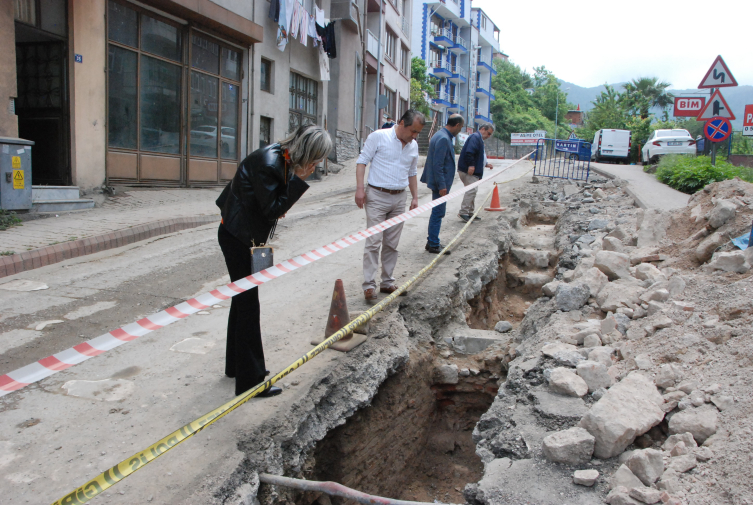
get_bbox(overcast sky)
[471,0,750,91]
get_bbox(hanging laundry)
[318,44,330,81]
[308,13,317,40]
[289,2,299,39]
[285,0,295,37]
[315,5,325,27]
[276,0,289,51]
[299,9,307,45]
[316,21,337,59]
[268,0,280,23]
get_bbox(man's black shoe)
[425,243,451,254]
[257,386,282,397]
[473,216,481,221]
[459,214,471,222]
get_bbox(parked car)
[591,129,631,163]
[641,129,696,164]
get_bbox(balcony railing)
[434,91,450,103]
[400,16,409,34]
[452,35,467,50]
[478,54,492,67]
[366,30,379,59]
[450,65,466,80]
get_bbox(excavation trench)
[248,207,562,505]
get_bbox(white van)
[591,129,632,163]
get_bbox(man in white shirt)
[355,110,425,301]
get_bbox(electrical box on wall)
[0,137,35,210]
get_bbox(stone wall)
[334,129,360,162]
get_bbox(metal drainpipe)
[374,0,383,131]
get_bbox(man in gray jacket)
[420,114,464,253]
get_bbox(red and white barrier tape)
[0,157,530,396]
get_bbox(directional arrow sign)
[696,90,736,121]
[698,55,738,89]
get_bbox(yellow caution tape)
[52,155,533,505]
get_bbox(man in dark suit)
[420,114,464,253]
[457,123,495,222]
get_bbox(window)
[259,116,272,149]
[430,16,441,36]
[399,98,408,118]
[385,88,396,118]
[289,72,318,132]
[429,47,442,68]
[400,45,410,75]
[481,15,487,30]
[15,0,67,36]
[260,58,272,93]
[385,30,397,63]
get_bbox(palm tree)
[628,77,674,118]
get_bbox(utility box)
[0,137,34,211]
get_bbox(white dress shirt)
[357,126,418,190]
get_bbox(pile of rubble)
[465,177,753,505]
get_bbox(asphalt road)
[0,159,533,504]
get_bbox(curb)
[0,215,219,279]
[589,165,649,210]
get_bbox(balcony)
[474,107,492,125]
[366,29,379,59]
[432,90,452,107]
[476,54,496,75]
[448,34,468,54]
[431,60,453,78]
[475,81,494,100]
[447,94,465,112]
[400,16,409,35]
[448,65,467,84]
[431,28,454,48]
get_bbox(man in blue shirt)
[420,114,464,253]
[457,123,495,222]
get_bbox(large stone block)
[636,209,669,247]
[549,367,589,397]
[668,408,718,444]
[708,199,736,229]
[597,281,645,312]
[579,267,609,297]
[576,360,613,392]
[695,232,725,263]
[580,372,665,458]
[626,448,664,485]
[555,282,591,312]
[541,427,595,465]
[595,251,632,280]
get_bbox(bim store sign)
[673,97,706,117]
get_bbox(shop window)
[191,33,220,74]
[260,116,272,149]
[289,72,317,132]
[15,0,67,36]
[260,59,272,93]
[107,45,138,149]
[139,55,181,154]
[141,15,182,62]
[221,47,241,81]
[108,1,138,48]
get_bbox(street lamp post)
[554,87,570,140]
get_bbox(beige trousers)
[458,170,480,216]
[362,186,408,291]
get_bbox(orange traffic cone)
[310,279,368,352]
[485,184,506,211]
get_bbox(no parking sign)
[703,116,732,143]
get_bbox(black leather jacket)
[216,144,309,247]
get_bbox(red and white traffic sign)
[673,97,706,117]
[704,117,732,143]
[696,90,736,121]
[744,104,753,137]
[698,55,738,89]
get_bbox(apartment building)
[361,0,412,138]
[410,0,500,131]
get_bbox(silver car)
[642,129,696,164]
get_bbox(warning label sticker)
[12,156,21,169]
[13,169,24,189]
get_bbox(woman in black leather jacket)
[216,125,333,396]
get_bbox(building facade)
[410,0,500,131]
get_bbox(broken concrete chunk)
[688,390,706,407]
[628,487,662,504]
[711,395,734,411]
[708,199,736,228]
[636,209,669,247]
[669,441,688,456]
[655,364,683,389]
[595,251,632,280]
[602,236,625,253]
[576,360,613,393]
[542,280,561,297]
[494,321,513,333]
[652,315,673,330]
[704,250,751,274]
[573,469,599,486]
[553,350,585,367]
[608,226,630,241]
[597,282,645,313]
[580,372,665,458]
[609,466,644,491]
[433,364,459,385]
[549,368,589,397]
[667,454,697,473]
[695,232,726,263]
[583,334,602,347]
[588,218,609,231]
[667,276,686,299]
[676,380,698,394]
[555,282,591,312]
[634,263,666,284]
[626,326,647,341]
[541,427,595,465]
[668,408,717,444]
[694,446,714,461]
[640,288,670,304]
[588,347,615,367]
[626,448,664,485]
[579,267,609,297]
[542,342,578,358]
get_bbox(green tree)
[410,57,436,116]
[625,77,674,119]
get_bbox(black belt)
[368,184,405,195]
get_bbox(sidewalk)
[589,162,689,211]
[0,159,364,278]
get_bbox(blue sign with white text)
[555,141,580,153]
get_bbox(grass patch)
[0,251,15,256]
[0,210,22,231]
[655,155,753,194]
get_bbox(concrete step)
[514,229,556,250]
[510,247,556,268]
[32,186,81,202]
[32,199,95,212]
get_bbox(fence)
[484,136,532,159]
[532,138,591,181]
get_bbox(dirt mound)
[658,178,753,271]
